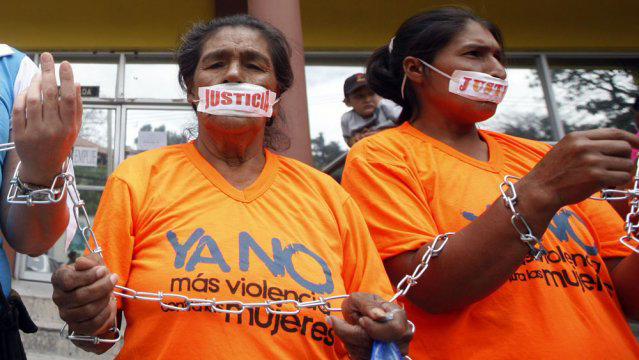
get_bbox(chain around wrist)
[499,175,547,260]
[8,159,70,206]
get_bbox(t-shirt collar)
[400,122,504,173]
[182,141,279,202]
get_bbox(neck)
[412,105,489,162]
[195,125,267,190]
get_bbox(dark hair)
[176,14,293,151]
[366,7,504,123]
[633,95,639,111]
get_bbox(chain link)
[111,285,351,315]
[7,160,72,206]
[0,145,448,351]
[593,158,639,253]
[500,175,547,260]
[389,233,452,303]
[0,142,15,152]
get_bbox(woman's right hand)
[522,128,639,211]
[51,253,118,337]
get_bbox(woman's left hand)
[329,293,412,359]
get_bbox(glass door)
[16,105,118,281]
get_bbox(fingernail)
[95,266,106,278]
[325,316,333,327]
[371,308,388,319]
[382,308,402,322]
[109,274,118,285]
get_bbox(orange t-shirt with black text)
[93,142,394,359]
[342,122,639,359]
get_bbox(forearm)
[3,194,69,256]
[389,177,559,313]
[0,147,72,256]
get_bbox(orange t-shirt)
[342,122,639,359]
[93,142,393,360]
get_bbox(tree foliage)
[552,68,638,132]
[495,68,637,141]
[311,132,345,170]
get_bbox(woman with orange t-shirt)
[342,7,639,359]
[48,15,412,359]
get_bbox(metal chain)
[500,175,548,260]
[592,158,639,253]
[389,233,452,303]
[7,160,72,206]
[0,145,449,352]
[0,142,15,152]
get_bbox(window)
[549,60,638,133]
[17,106,116,282]
[54,61,118,99]
[124,108,196,158]
[125,63,185,100]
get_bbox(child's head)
[343,73,381,118]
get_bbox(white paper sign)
[73,146,98,167]
[138,131,167,151]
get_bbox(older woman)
[51,15,411,359]
[342,7,639,359]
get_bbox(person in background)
[342,7,639,359]
[341,73,400,147]
[0,45,81,359]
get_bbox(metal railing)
[321,151,348,175]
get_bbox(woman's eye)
[207,62,224,69]
[247,63,263,71]
[465,51,481,57]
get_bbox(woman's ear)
[187,90,197,105]
[403,56,426,85]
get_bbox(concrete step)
[25,352,72,360]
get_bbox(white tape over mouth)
[197,83,278,118]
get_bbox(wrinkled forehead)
[200,25,272,60]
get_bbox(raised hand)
[523,128,639,210]
[11,52,82,185]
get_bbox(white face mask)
[401,59,508,104]
[196,83,279,118]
